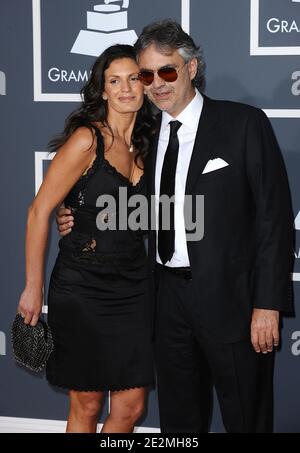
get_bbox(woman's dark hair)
[48,44,156,164]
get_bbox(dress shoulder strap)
[90,124,104,160]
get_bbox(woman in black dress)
[17,45,156,433]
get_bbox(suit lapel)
[148,96,221,207]
[185,95,220,194]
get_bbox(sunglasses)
[138,64,186,86]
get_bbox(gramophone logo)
[32,0,189,102]
[71,1,138,57]
[250,0,300,55]
[295,211,300,231]
[0,71,6,96]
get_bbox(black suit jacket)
[145,94,294,343]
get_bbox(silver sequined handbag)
[11,313,54,373]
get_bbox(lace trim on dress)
[66,127,144,212]
[102,157,145,190]
[93,125,145,189]
[65,144,101,212]
[82,238,97,253]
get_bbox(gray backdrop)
[0,0,299,433]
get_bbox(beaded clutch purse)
[11,313,54,373]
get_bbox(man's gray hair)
[134,19,205,90]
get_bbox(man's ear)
[188,57,198,81]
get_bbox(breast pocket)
[200,162,234,182]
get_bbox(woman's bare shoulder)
[68,126,96,152]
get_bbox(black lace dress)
[46,127,154,391]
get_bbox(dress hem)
[47,379,155,393]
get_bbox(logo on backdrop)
[294,211,300,258]
[291,70,300,95]
[250,0,300,115]
[291,331,300,356]
[0,71,6,96]
[0,331,6,356]
[71,1,137,57]
[251,0,300,55]
[293,211,300,282]
[33,0,187,102]
[295,211,300,231]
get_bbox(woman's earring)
[102,94,108,101]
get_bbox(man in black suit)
[133,20,293,433]
[57,20,293,432]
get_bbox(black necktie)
[158,120,182,264]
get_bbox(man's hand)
[56,206,74,237]
[251,308,279,353]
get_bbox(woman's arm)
[18,127,96,326]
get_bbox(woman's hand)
[18,286,43,326]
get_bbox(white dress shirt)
[155,89,203,267]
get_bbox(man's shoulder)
[206,95,261,119]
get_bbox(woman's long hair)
[48,44,157,164]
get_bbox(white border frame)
[35,151,54,195]
[32,0,190,102]
[250,0,300,56]
[35,152,55,314]
[0,331,5,356]
[250,0,300,118]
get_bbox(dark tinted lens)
[157,67,178,82]
[138,71,154,85]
